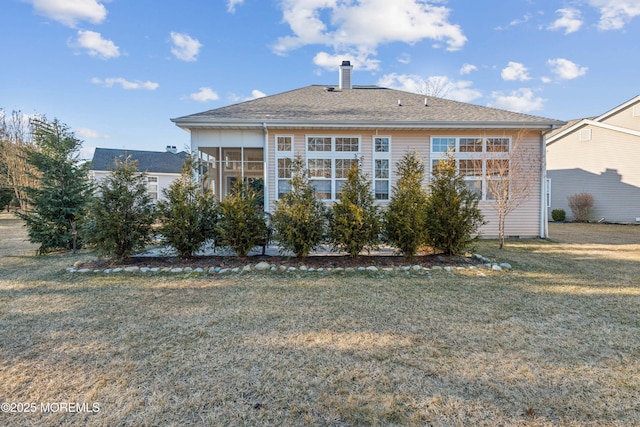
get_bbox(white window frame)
[306,135,361,201]
[373,136,391,201]
[145,176,159,201]
[275,135,294,199]
[430,136,511,201]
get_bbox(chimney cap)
[341,60,351,66]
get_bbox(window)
[307,137,331,151]
[306,135,361,200]
[432,137,456,152]
[336,137,359,152]
[277,136,292,151]
[146,176,158,201]
[430,136,512,200]
[276,135,294,198]
[373,137,391,200]
[460,138,482,152]
[486,138,510,152]
[633,105,640,117]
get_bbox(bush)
[383,151,429,257]
[424,153,484,255]
[551,208,566,222]
[271,158,326,258]
[215,181,267,257]
[157,155,219,258]
[567,193,594,222]
[81,157,156,260]
[328,160,380,257]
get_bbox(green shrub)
[215,181,267,257]
[551,208,566,222]
[271,158,326,258]
[157,155,219,258]
[567,193,594,222]
[328,159,380,257]
[424,153,484,255]
[383,151,429,257]
[81,157,156,260]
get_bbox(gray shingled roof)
[172,85,564,128]
[90,148,187,174]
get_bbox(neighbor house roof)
[172,85,565,130]
[90,148,188,174]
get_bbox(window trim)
[373,136,391,201]
[430,136,512,201]
[275,135,295,200]
[305,135,362,201]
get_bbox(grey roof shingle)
[90,148,187,174]
[172,85,564,127]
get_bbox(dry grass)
[1,214,639,426]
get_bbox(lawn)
[1,214,639,426]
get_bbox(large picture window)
[430,136,511,200]
[305,135,361,200]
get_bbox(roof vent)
[424,97,429,107]
[398,99,402,106]
[327,87,335,92]
[339,60,353,90]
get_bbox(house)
[172,61,564,238]
[546,95,640,223]
[89,147,188,202]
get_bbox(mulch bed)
[82,253,479,270]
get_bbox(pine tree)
[383,151,429,257]
[81,157,156,260]
[328,160,380,257]
[424,152,484,255]
[215,181,267,257]
[271,158,326,258]
[157,155,218,258]
[16,119,91,254]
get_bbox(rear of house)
[173,62,564,238]
[547,95,640,223]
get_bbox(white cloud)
[170,32,202,62]
[188,87,220,102]
[397,53,411,64]
[377,73,482,103]
[91,77,159,90]
[488,88,545,113]
[588,0,640,30]
[70,30,120,59]
[501,62,531,81]
[272,0,467,64]
[313,51,381,71]
[75,127,110,140]
[547,58,588,80]
[460,63,477,75]
[227,0,245,13]
[229,90,268,103]
[547,8,583,34]
[27,0,107,27]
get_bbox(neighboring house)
[546,95,640,223]
[89,147,188,202]
[172,61,564,238]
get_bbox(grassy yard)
[1,214,639,426]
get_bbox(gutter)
[540,125,558,239]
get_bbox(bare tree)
[420,76,453,98]
[484,130,541,249]
[0,110,40,211]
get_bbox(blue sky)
[2,0,639,159]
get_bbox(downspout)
[540,126,555,239]
[262,122,269,213]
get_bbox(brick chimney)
[339,60,353,90]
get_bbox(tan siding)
[547,124,640,223]
[600,101,640,131]
[254,127,543,236]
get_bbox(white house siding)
[599,101,640,131]
[90,171,179,202]
[265,128,543,239]
[547,123,640,223]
